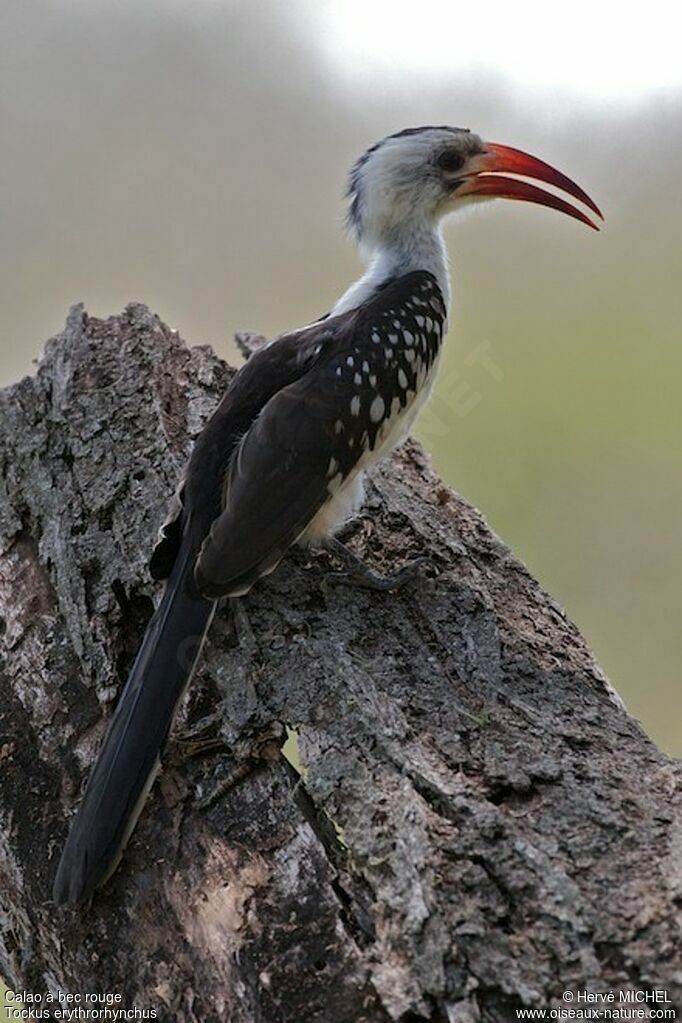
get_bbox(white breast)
[301,350,442,544]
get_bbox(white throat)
[332,224,450,318]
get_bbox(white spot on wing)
[350,395,361,416]
[369,395,385,423]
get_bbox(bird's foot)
[324,536,426,592]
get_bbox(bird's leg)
[325,536,425,591]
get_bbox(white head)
[346,126,486,254]
[333,125,601,317]
[346,125,602,256]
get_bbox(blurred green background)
[0,0,680,765]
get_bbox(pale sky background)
[0,0,680,754]
[313,0,682,100]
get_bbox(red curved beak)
[458,142,603,231]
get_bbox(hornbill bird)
[53,126,601,905]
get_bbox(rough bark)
[0,304,679,1023]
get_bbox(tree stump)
[0,304,679,1022]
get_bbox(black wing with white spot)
[149,327,330,579]
[193,367,363,597]
[158,271,446,597]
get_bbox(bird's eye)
[437,150,465,173]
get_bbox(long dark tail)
[53,543,216,905]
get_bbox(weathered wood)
[0,304,679,1022]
